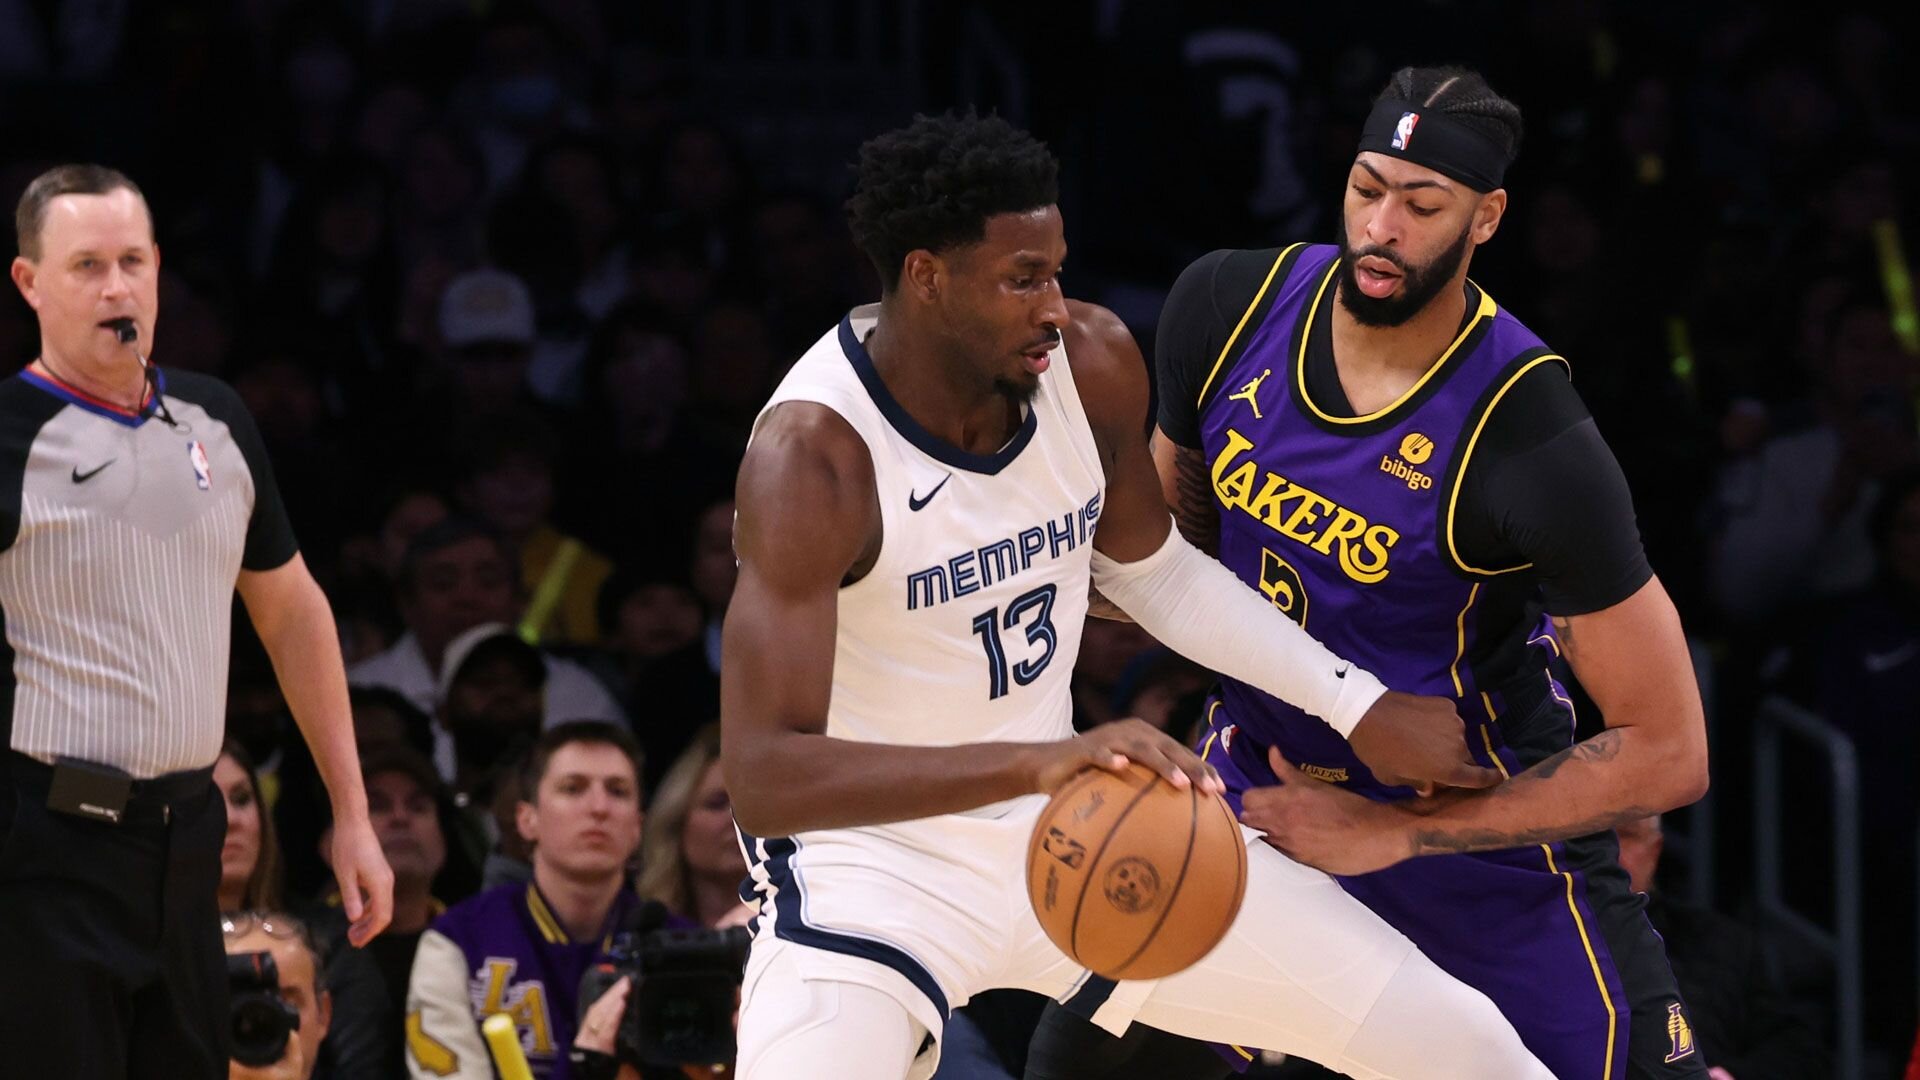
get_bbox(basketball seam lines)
[1111,780,1201,978]
[1067,773,1161,961]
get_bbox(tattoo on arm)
[1170,445,1219,557]
[1408,730,1651,853]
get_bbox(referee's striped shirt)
[0,367,296,778]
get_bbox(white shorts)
[734,796,1548,1080]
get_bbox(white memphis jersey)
[752,305,1105,751]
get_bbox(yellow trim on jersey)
[1196,244,1304,407]
[1476,723,1619,1080]
[1443,353,1572,575]
[1294,262,1498,425]
[525,883,567,945]
[1230,1044,1256,1061]
[1450,583,1481,697]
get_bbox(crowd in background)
[3,0,1918,1076]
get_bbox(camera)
[576,903,753,1068]
[228,951,303,1067]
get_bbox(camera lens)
[231,994,297,1067]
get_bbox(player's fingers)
[1267,745,1305,783]
[1124,740,1191,789]
[1156,740,1217,792]
[1449,762,1504,789]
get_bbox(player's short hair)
[1375,66,1523,167]
[14,163,149,260]
[846,110,1059,293]
[520,720,646,800]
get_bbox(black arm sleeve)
[1455,364,1652,616]
[172,372,299,571]
[1154,248,1275,448]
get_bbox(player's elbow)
[1655,729,1710,810]
[1673,748,1710,808]
[722,748,793,837]
[727,787,784,838]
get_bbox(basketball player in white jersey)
[722,112,1550,1080]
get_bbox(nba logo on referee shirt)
[1392,112,1419,149]
[187,440,212,490]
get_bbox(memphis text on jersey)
[1210,428,1399,584]
[906,494,1103,610]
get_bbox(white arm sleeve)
[405,930,493,1079]
[1090,525,1387,737]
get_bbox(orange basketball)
[1025,762,1248,981]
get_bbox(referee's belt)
[4,750,214,826]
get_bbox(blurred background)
[3,1,1917,1077]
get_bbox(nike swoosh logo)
[908,474,952,512]
[1333,664,1350,679]
[1863,641,1920,675]
[71,460,116,483]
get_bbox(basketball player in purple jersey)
[1027,67,1710,1080]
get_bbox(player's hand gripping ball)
[1026,762,1247,980]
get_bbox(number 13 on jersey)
[971,584,1060,699]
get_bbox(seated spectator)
[591,566,715,789]
[406,722,648,1080]
[312,744,454,1079]
[439,267,542,420]
[223,911,332,1080]
[635,724,748,928]
[221,744,393,1079]
[440,622,548,799]
[348,517,626,744]
[217,740,284,914]
[273,688,441,902]
[1709,290,1917,622]
[1615,815,1825,1079]
[453,423,612,648]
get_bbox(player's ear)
[1472,189,1507,245]
[902,249,942,302]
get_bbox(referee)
[0,165,393,1078]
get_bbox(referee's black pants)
[0,751,228,1079]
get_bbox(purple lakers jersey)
[1196,243,1569,798]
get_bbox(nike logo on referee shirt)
[72,459,115,483]
[908,474,952,511]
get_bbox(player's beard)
[1335,218,1473,328]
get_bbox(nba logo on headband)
[1392,111,1419,150]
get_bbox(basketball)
[1025,762,1248,981]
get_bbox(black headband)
[1356,99,1509,192]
